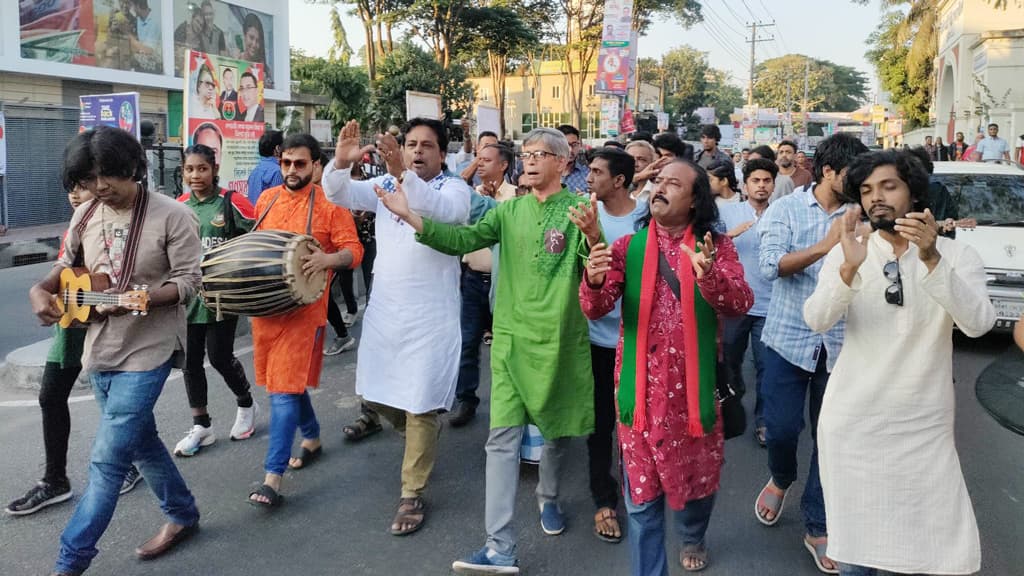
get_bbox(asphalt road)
[0,262,56,361]
[0,263,1021,575]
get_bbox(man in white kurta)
[804,149,995,575]
[323,119,471,536]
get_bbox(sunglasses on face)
[883,260,903,306]
[280,159,310,170]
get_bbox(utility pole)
[802,57,810,143]
[746,21,775,106]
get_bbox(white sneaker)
[173,424,216,457]
[324,336,357,356]
[230,402,259,441]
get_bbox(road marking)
[0,344,254,408]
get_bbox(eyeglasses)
[518,151,559,161]
[883,260,903,306]
[198,80,215,90]
[280,159,310,170]
[240,85,258,92]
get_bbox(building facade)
[0,1,290,229]
[468,60,661,141]
[934,0,1024,145]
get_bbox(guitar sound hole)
[76,291,86,307]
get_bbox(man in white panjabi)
[322,118,471,537]
[803,149,995,576]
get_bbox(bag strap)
[222,188,237,238]
[657,250,681,301]
[114,184,150,292]
[251,186,317,236]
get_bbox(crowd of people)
[8,117,997,576]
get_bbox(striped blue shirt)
[758,187,850,372]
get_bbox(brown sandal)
[390,497,425,536]
[593,507,622,543]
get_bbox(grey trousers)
[484,426,572,557]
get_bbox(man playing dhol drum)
[246,134,363,508]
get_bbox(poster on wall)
[184,49,265,195]
[79,92,141,140]
[600,98,621,137]
[173,0,275,88]
[0,112,6,176]
[595,0,633,96]
[19,0,163,74]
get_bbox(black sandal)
[288,445,323,470]
[248,484,284,508]
[343,415,382,442]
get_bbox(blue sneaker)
[451,547,519,575]
[539,501,565,535]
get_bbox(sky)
[289,0,884,96]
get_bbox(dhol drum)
[200,230,327,318]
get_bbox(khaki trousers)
[364,401,440,498]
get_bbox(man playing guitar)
[29,126,202,576]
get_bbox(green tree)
[328,6,354,65]
[661,46,709,122]
[368,42,475,129]
[752,55,868,113]
[863,2,935,127]
[291,48,370,131]
[704,70,744,124]
[464,4,538,136]
[632,0,703,34]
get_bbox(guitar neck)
[65,291,132,307]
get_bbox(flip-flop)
[288,446,323,470]
[247,484,284,508]
[754,478,788,526]
[803,536,839,574]
[680,543,709,572]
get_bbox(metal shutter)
[1,105,79,228]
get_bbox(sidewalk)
[0,222,66,269]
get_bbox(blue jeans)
[56,358,199,574]
[265,391,320,475]
[762,345,828,537]
[622,469,716,576]
[455,268,491,407]
[723,314,767,427]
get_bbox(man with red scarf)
[579,159,752,574]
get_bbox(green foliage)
[704,70,744,123]
[368,42,475,129]
[752,55,869,113]
[661,46,709,121]
[632,0,703,33]
[862,1,938,128]
[291,48,369,131]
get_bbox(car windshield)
[935,173,1024,224]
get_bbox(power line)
[702,3,745,38]
[700,21,748,68]
[700,5,749,59]
[740,0,759,21]
[720,1,746,25]
[752,0,792,53]
[702,16,750,65]
[746,21,776,105]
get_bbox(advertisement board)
[79,92,141,139]
[184,49,265,195]
[595,0,633,96]
[19,0,163,74]
[173,0,276,87]
[600,98,621,137]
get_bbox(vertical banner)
[600,98,621,137]
[79,92,141,139]
[620,105,636,134]
[184,49,265,196]
[0,112,6,176]
[595,0,634,96]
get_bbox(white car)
[933,161,1024,330]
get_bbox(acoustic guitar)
[56,267,150,328]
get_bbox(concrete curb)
[0,319,252,392]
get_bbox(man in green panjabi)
[379,127,594,575]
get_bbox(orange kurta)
[252,183,363,394]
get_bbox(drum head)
[286,236,328,305]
